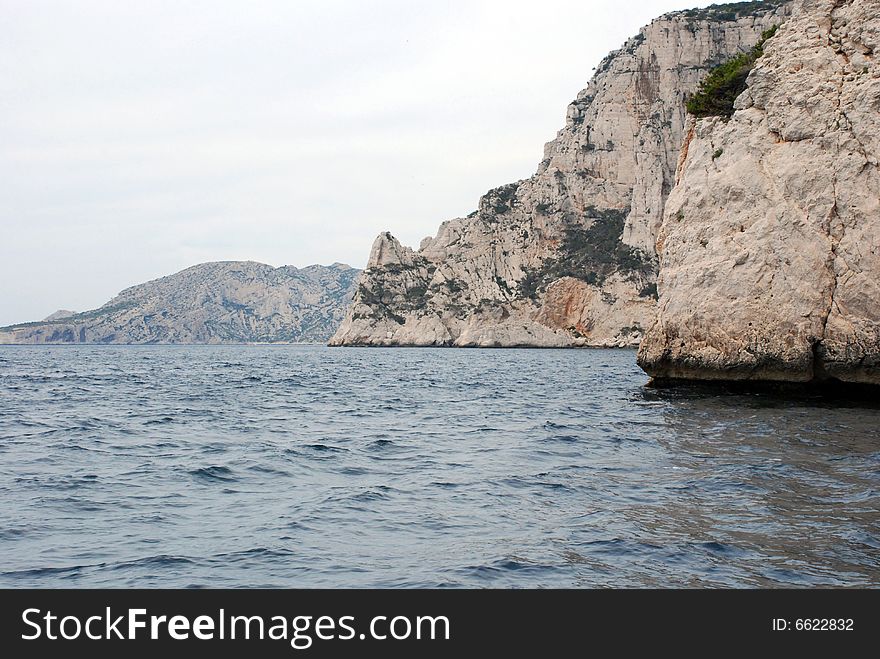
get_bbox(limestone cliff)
[0,262,359,344]
[638,0,879,385]
[330,1,791,347]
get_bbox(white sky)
[1,0,726,325]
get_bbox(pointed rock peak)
[367,232,415,269]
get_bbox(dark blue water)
[0,345,878,587]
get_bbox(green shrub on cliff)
[679,1,787,23]
[518,207,655,299]
[686,25,778,118]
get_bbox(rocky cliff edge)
[638,0,879,385]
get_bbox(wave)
[188,465,237,482]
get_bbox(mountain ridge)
[1,261,360,344]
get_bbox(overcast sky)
[1,0,724,325]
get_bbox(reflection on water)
[634,388,879,586]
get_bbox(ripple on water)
[0,344,878,588]
[144,416,175,425]
[188,466,237,482]
[303,443,347,453]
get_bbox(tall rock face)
[330,1,791,347]
[639,0,880,385]
[0,262,360,344]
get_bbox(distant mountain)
[42,309,77,322]
[0,261,360,344]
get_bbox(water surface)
[0,345,877,587]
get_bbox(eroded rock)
[638,0,880,384]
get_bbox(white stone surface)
[639,0,880,384]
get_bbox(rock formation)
[330,1,791,347]
[0,262,359,344]
[638,0,879,385]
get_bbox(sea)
[0,345,878,588]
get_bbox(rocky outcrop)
[0,262,359,344]
[638,0,880,384]
[331,1,791,347]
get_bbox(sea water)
[1,345,877,587]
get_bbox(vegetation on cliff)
[678,1,787,23]
[686,25,778,118]
[519,208,655,299]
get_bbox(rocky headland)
[330,1,792,347]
